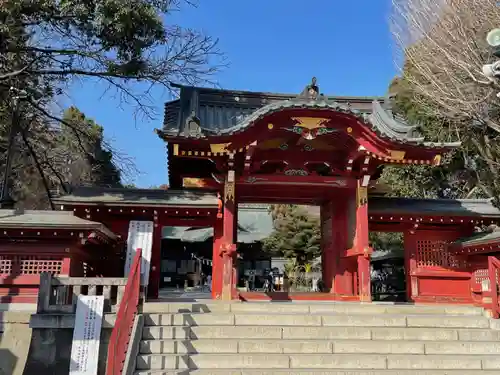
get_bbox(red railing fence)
[488,255,500,319]
[106,248,142,375]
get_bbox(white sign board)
[125,220,154,286]
[69,295,104,375]
[482,279,491,292]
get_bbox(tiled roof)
[306,197,500,218]
[452,230,500,248]
[161,84,460,148]
[52,186,219,208]
[0,209,116,239]
[369,197,500,218]
[53,186,500,220]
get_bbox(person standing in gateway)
[206,274,212,292]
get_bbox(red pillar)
[334,192,355,296]
[148,211,161,299]
[354,181,371,302]
[220,170,238,300]
[322,182,371,301]
[212,217,223,299]
[322,193,355,296]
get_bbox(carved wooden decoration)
[224,180,235,202]
[291,117,330,130]
[357,185,368,207]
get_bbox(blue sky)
[67,0,398,187]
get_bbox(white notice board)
[69,295,104,375]
[125,220,153,286]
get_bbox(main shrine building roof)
[161,82,459,148]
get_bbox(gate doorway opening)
[160,227,213,299]
[370,232,406,302]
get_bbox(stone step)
[135,353,500,370]
[134,370,500,375]
[143,312,491,328]
[142,302,483,316]
[139,339,500,355]
[142,325,500,341]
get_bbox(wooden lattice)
[474,268,500,284]
[474,269,489,284]
[0,255,62,275]
[0,256,13,274]
[416,239,467,269]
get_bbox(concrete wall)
[23,313,116,375]
[23,327,112,375]
[0,311,115,375]
[0,312,32,375]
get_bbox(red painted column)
[403,230,417,302]
[354,181,371,302]
[334,193,353,297]
[212,217,223,299]
[148,211,161,299]
[220,169,238,300]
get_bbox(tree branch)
[19,126,55,210]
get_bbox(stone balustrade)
[37,272,128,314]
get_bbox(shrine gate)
[151,78,469,302]
[3,79,500,312]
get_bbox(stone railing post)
[37,272,53,313]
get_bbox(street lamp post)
[0,88,26,209]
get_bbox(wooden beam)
[243,140,258,174]
[238,174,355,188]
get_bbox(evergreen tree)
[59,107,121,187]
[379,75,483,200]
[263,205,321,263]
[1,106,122,209]
[0,0,223,207]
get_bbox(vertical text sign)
[125,220,154,286]
[69,295,104,375]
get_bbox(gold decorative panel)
[292,117,330,129]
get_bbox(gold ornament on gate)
[225,182,235,202]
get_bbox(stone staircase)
[134,301,500,375]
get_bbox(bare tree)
[391,0,500,130]
[0,0,224,207]
[390,0,500,200]
[0,0,225,119]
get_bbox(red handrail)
[488,256,500,319]
[107,248,143,375]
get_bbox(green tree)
[379,74,484,200]
[2,106,123,209]
[0,0,223,118]
[58,107,121,187]
[263,205,321,263]
[369,232,404,254]
[1,0,223,207]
